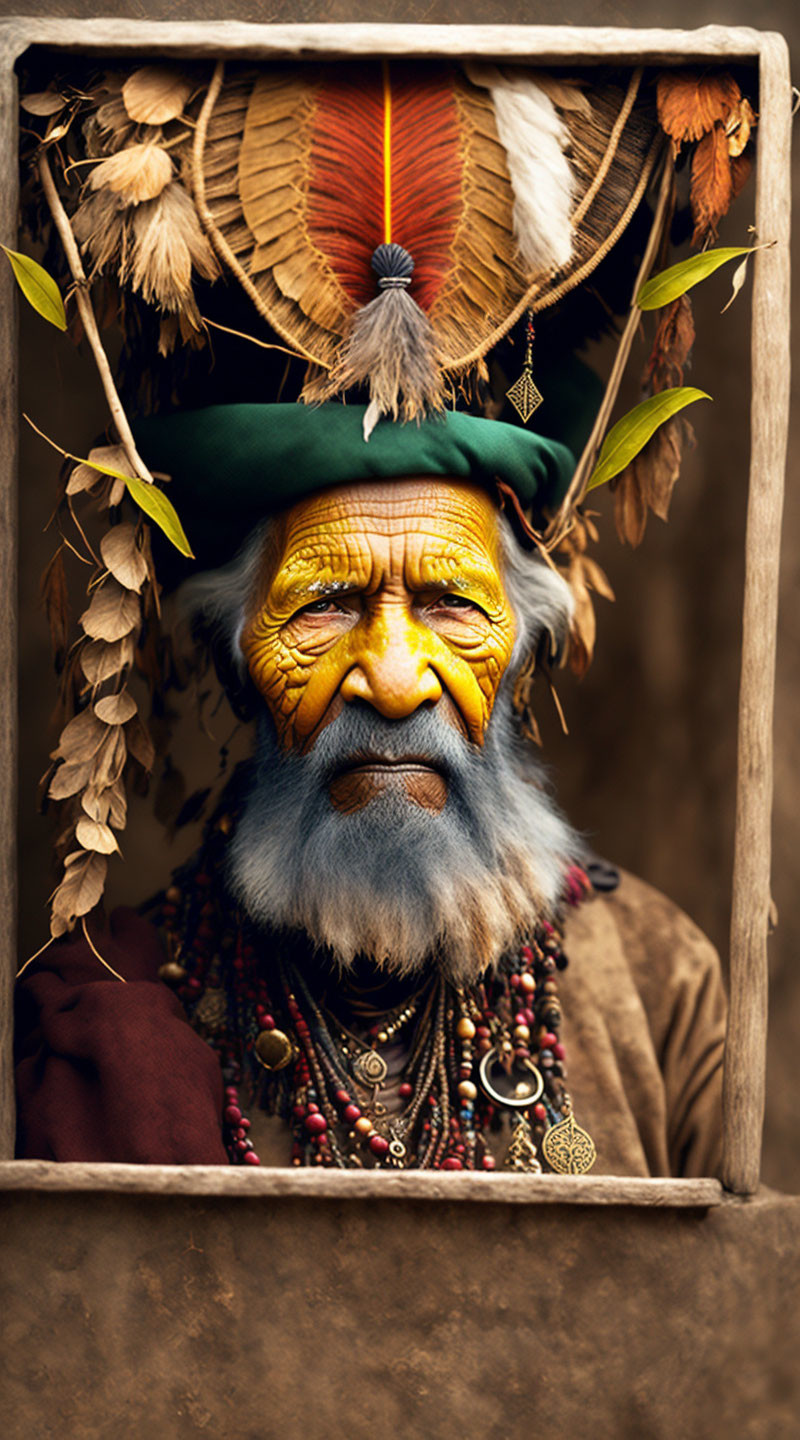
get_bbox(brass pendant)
[254,1027,295,1071]
[506,312,543,424]
[541,1110,597,1175]
[352,1050,388,1088]
[503,1116,542,1174]
[479,1046,544,1109]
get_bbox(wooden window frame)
[0,20,790,1209]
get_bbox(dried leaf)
[122,66,192,125]
[81,633,136,686]
[107,778,128,830]
[656,70,741,147]
[81,787,111,823]
[721,256,751,315]
[49,758,95,800]
[647,295,695,392]
[100,522,148,592]
[53,707,108,764]
[726,97,757,158]
[51,850,108,929]
[93,725,128,789]
[40,548,70,668]
[105,479,127,509]
[89,143,173,204]
[80,577,141,642]
[730,152,753,203]
[67,463,105,496]
[94,690,138,725]
[586,388,710,492]
[0,245,67,330]
[21,90,67,117]
[75,816,120,855]
[126,713,156,773]
[690,124,733,246]
[613,469,648,548]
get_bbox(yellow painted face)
[239,478,517,751]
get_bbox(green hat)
[133,403,575,572]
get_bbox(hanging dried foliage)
[656,69,757,246]
[41,448,165,938]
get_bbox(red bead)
[335,1089,351,1106]
[510,974,520,989]
[292,1104,306,1120]
[482,1155,496,1171]
[533,1103,547,1122]
[543,1032,558,1048]
[369,1135,390,1157]
[243,1151,261,1166]
[240,1118,250,1131]
[442,1157,463,1171]
[306,1102,319,1114]
[344,1104,361,1124]
[553,1042,565,1060]
[305,1113,327,1135]
[398,1082,413,1099]
[224,1106,242,1125]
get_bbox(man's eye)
[430,594,487,617]
[299,598,342,616]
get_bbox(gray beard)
[228,693,579,983]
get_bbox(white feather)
[466,63,576,276]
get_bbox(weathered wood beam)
[721,32,792,1197]
[0,1161,724,1207]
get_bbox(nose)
[339,607,443,719]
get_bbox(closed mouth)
[332,752,446,779]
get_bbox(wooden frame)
[0,21,790,1206]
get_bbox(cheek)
[240,612,353,749]
[435,612,516,739]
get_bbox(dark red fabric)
[15,908,228,1164]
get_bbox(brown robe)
[15,870,726,1176]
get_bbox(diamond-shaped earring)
[506,312,543,424]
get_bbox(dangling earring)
[506,310,543,424]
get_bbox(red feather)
[307,62,463,312]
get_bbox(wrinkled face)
[240,478,517,766]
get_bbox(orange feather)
[307,62,463,312]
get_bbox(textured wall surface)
[0,1186,798,1439]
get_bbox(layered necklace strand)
[150,805,596,1174]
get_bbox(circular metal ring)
[478,1047,544,1109]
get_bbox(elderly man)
[15,404,726,1177]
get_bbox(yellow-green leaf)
[24,416,193,557]
[636,246,767,311]
[585,388,711,493]
[1,245,67,330]
[123,474,193,558]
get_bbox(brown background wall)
[6,0,799,1195]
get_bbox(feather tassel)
[466,63,576,276]
[328,242,444,440]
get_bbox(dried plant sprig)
[45,494,159,938]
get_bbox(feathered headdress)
[193,60,659,435]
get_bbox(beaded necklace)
[149,801,596,1175]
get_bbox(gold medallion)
[254,1027,295,1071]
[352,1050,388,1087]
[541,1111,597,1175]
